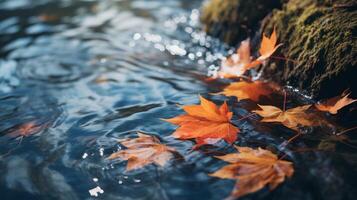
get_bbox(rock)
[200,0,357,99]
[262,0,357,99]
[200,0,282,45]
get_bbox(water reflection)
[0,0,356,200]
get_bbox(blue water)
[0,0,356,199]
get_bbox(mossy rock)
[200,0,282,45]
[262,0,357,99]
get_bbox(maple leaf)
[217,39,252,78]
[253,105,317,131]
[246,28,283,69]
[164,96,239,148]
[8,122,44,138]
[315,92,357,114]
[210,146,294,199]
[219,81,276,102]
[107,132,179,171]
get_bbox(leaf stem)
[281,132,302,149]
[271,56,297,63]
[286,132,302,144]
[336,126,357,136]
[283,90,287,112]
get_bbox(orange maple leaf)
[107,132,179,171]
[315,93,357,114]
[219,81,276,102]
[8,122,45,138]
[246,28,283,69]
[210,146,294,199]
[217,39,252,78]
[164,96,239,148]
[253,105,317,131]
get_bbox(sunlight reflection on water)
[0,0,356,200]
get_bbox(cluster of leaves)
[217,29,281,79]
[106,29,356,199]
[2,17,354,199]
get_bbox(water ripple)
[0,0,356,200]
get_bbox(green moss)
[200,0,357,98]
[263,0,357,98]
[200,0,281,45]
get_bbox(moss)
[200,0,281,45]
[263,0,357,98]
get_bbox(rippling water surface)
[1,0,357,200]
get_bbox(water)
[0,0,357,199]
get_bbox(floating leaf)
[164,96,239,148]
[210,146,294,199]
[107,132,179,171]
[253,105,317,131]
[315,93,357,114]
[219,81,276,102]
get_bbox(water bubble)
[154,43,165,52]
[82,153,88,159]
[89,186,104,197]
[184,27,193,33]
[188,53,195,60]
[99,148,104,157]
[133,33,141,40]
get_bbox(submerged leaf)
[253,105,317,131]
[8,122,45,138]
[164,96,239,148]
[219,81,276,101]
[315,93,357,114]
[211,146,294,199]
[107,132,179,171]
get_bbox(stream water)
[0,0,357,200]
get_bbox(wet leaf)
[39,14,59,22]
[315,93,357,114]
[107,132,179,171]
[8,122,44,138]
[253,105,317,131]
[217,39,252,78]
[246,28,282,68]
[210,146,294,199]
[164,96,239,148]
[219,81,276,102]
